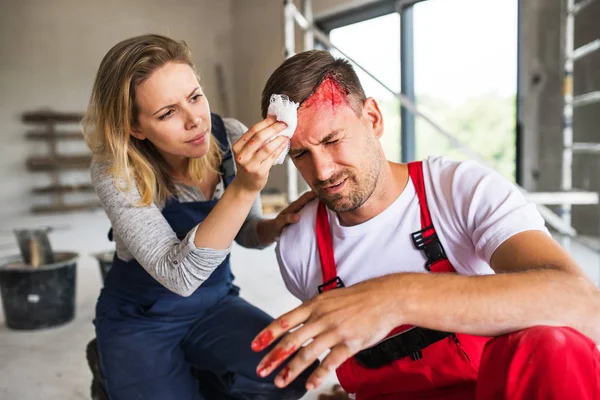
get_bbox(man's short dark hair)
[261,50,366,118]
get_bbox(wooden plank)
[25,131,84,140]
[22,111,83,124]
[26,155,92,171]
[32,184,94,194]
[31,201,102,214]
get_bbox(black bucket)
[92,251,114,284]
[0,252,78,330]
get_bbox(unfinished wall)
[572,0,600,235]
[520,0,600,235]
[0,0,235,221]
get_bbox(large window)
[413,0,518,179]
[323,0,518,179]
[330,13,402,162]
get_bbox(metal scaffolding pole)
[283,0,299,202]
[400,5,416,162]
[562,0,576,249]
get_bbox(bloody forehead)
[300,76,351,112]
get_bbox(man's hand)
[251,277,402,390]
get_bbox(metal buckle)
[317,276,345,293]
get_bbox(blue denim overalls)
[94,114,311,400]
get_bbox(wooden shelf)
[31,201,102,214]
[23,110,93,215]
[22,111,83,124]
[26,155,92,171]
[32,184,94,195]
[26,131,84,140]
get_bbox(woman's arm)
[92,157,228,297]
[93,117,288,296]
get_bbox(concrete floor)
[0,211,338,400]
[0,210,599,400]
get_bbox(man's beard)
[317,168,379,213]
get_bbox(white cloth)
[266,94,299,165]
[276,157,550,302]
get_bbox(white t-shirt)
[276,157,550,302]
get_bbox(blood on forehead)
[299,76,351,113]
[293,77,355,143]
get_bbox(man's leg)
[476,326,600,400]
[182,293,317,400]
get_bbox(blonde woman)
[83,34,315,400]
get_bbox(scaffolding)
[561,0,600,248]
[282,0,600,242]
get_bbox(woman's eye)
[191,94,203,102]
[326,139,339,145]
[158,109,174,120]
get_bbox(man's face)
[289,78,383,213]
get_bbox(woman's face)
[132,62,212,169]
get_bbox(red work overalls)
[315,161,600,400]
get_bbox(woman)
[83,34,315,400]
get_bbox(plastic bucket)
[92,251,114,284]
[0,252,78,330]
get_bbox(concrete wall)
[0,0,235,221]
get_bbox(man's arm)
[251,230,600,390]
[403,230,599,338]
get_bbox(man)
[251,50,600,400]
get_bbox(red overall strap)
[316,201,338,290]
[408,161,433,232]
[315,161,455,292]
[407,161,456,274]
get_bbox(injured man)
[251,50,600,400]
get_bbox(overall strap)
[210,113,235,189]
[407,161,455,273]
[315,202,345,292]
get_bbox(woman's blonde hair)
[83,34,222,206]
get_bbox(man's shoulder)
[279,196,320,249]
[423,156,500,198]
[424,156,492,181]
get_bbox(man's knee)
[484,325,597,368]
[509,326,593,356]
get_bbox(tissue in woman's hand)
[266,94,299,165]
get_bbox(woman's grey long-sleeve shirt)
[91,118,263,297]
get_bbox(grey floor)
[0,211,338,400]
[1,210,599,400]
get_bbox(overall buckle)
[318,276,345,293]
[411,226,447,271]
